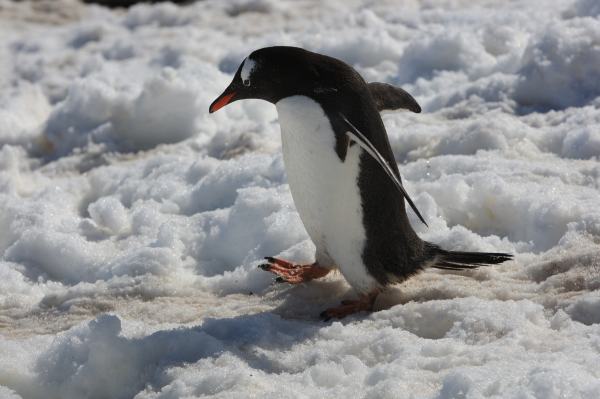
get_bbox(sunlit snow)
[0,0,599,398]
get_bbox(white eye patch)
[240,57,256,86]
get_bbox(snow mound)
[43,70,203,155]
[0,84,50,148]
[563,0,600,18]
[112,70,202,150]
[514,18,600,110]
[398,32,496,84]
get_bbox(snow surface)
[0,0,599,398]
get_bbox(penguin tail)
[425,243,513,271]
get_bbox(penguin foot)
[320,292,378,321]
[259,257,330,284]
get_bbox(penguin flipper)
[368,82,421,113]
[339,113,428,227]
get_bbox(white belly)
[276,96,378,292]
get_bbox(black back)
[310,58,426,285]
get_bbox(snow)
[0,0,599,398]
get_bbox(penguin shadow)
[267,276,354,320]
[29,271,497,397]
[377,269,499,306]
[265,272,440,321]
[268,268,491,322]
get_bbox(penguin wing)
[339,113,428,227]
[368,82,421,113]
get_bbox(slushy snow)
[0,0,599,398]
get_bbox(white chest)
[275,96,378,292]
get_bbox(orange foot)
[320,292,379,321]
[259,257,331,284]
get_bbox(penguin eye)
[243,78,251,87]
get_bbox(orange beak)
[209,91,236,113]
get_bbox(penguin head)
[209,46,342,113]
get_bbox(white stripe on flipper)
[340,113,428,227]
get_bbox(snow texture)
[0,0,599,398]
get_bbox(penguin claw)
[259,257,331,284]
[263,257,296,269]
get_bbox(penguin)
[209,46,512,320]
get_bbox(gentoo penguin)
[209,46,512,320]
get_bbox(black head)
[209,46,359,113]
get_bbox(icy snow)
[0,0,599,398]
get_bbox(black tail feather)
[426,243,513,271]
